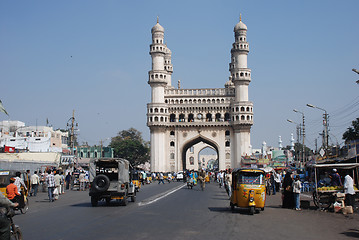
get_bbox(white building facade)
[0,120,67,153]
[147,18,253,172]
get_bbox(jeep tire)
[92,174,110,192]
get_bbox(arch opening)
[181,136,219,171]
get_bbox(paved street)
[14,182,359,240]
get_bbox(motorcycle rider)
[0,191,18,239]
[14,172,27,208]
[6,178,21,204]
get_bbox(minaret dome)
[151,17,165,33]
[234,15,247,32]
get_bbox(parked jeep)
[89,158,136,207]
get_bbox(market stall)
[311,163,359,210]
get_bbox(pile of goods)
[317,186,358,191]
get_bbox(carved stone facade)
[147,17,253,172]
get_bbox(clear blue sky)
[1,0,358,150]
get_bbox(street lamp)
[352,69,359,84]
[287,119,301,168]
[306,104,329,155]
[293,109,306,167]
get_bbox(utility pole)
[293,109,305,168]
[287,118,301,168]
[323,112,329,152]
[67,110,78,156]
[307,104,329,157]
[100,139,103,158]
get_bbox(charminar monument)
[147,16,253,172]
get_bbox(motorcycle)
[186,177,193,189]
[5,207,23,240]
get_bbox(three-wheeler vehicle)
[230,168,266,215]
[131,170,141,192]
[0,170,29,214]
[311,163,359,210]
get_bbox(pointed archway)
[181,136,219,171]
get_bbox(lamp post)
[307,104,329,156]
[287,119,301,168]
[293,109,306,168]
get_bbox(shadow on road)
[208,207,231,213]
[341,229,359,238]
[71,202,92,207]
[35,199,52,203]
[208,206,255,215]
[71,201,130,208]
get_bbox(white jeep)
[89,158,136,207]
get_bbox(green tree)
[110,128,150,166]
[343,118,359,143]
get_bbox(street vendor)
[329,169,342,186]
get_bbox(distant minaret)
[278,136,283,150]
[290,133,295,151]
[262,141,267,158]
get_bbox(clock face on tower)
[197,113,202,120]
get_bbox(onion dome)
[151,17,164,33]
[234,14,247,31]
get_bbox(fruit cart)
[312,163,359,209]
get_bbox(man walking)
[158,172,165,184]
[79,171,86,191]
[65,172,71,190]
[292,175,302,210]
[344,172,355,207]
[46,170,55,202]
[54,171,62,199]
[30,171,40,196]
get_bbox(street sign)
[319,148,325,157]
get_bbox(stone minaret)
[229,15,254,167]
[147,18,170,172]
[279,136,283,150]
[290,133,295,151]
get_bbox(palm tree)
[343,118,359,143]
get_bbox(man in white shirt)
[79,171,86,191]
[30,171,40,196]
[344,173,355,207]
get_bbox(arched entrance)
[181,136,219,171]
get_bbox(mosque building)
[147,16,253,172]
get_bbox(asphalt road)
[13,181,359,240]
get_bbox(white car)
[176,171,184,181]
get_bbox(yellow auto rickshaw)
[131,170,141,192]
[230,168,266,215]
[0,170,29,214]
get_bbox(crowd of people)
[3,168,90,204]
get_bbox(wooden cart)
[312,163,359,209]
